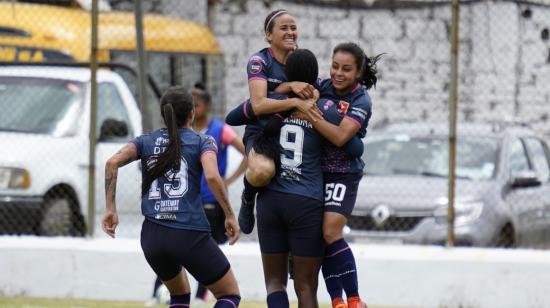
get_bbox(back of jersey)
[267,118,324,202]
[131,128,218,231]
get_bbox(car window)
[97,82,133,140]
[508,138,530,174]
[523,138,550,182]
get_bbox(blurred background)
[1,0,550,307]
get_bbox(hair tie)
[265,10,288,33]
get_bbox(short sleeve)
[129,136,144,159]
[221,124,237,145]
[345,94,372,134]
[200,135,218,158]
[247,54,269,81]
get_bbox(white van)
[0,66,143,236]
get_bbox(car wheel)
[495,223,516,248]
[39,196,74,236]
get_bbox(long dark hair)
[285,49,318,85]
[142,86,194,195]
[333,42,382,90]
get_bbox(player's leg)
[182,232,240,308]
[140,219,192,306]
[239,146,276,234]
[322,173,366,308]
[257,189,291,308]
[287,194,324,308]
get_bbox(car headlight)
[0,167,31,189]
[434,201,483,226]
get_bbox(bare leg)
[206,269,240,299]
[162,269,191,295]
[293,255,323,308]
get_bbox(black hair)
[191,85,212,106]
[142,86,194,195]
[333,42,382,90]
[264,9,288,34]
[285,49,318,85]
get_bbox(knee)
[323,227,343,245]
[246,157,275,186]
[294,281,316,299]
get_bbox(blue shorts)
[256,189,324,257]
[140,219,230,285]
[323,172,363,217]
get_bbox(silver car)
[348,123,550,248]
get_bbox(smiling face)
[266,14,297,52]
[330,51,362,95]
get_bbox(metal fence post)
[447,0,460,247]
[87,0,99,237]
[134,0,149,132]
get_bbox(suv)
[348,122,550,248]
[0,66,142,236]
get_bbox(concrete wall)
[2,236,550,307]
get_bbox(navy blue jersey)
[267,118,324,201]
[316,79,373,173]
[244,48,288,142]
[131,128,218,231]
[243,92,288,144]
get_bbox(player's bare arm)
[102,143,138,238]
[201,152,240,244]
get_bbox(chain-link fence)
[1,0,550,249]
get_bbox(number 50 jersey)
[267,118,324,202]
[130,128,218,231]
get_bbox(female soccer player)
[307,42,381,308]
[237,9,321,235]
[101,86,241,308]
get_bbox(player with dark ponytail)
[102,86,241,308]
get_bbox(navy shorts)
[203,202,227,244]
[323,172,363,217]
[256,189,324,257]
[140,219,230,285]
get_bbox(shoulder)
[248,48,271,65]
[351,89,372,110]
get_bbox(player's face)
[330,51,362,94]
[266,14,297,52]
[193,99,208,119]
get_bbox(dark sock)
[267,291,289,308]
[213,295,241,307]
[322,239,349,300]
[243,177,259,201]
[327,238,359,298]
[169,293,190,306]
[195,283,208,301]
[152,277,163,297]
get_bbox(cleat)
[347,298,367,308]
[332,298,347,308]
[238,192,256,234]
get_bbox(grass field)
[0,297,335,308]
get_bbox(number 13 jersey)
[267,118,324,202]
[130,128,218,231]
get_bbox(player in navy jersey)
[237,9,322,236]
[101,86,241,308]
[298,43,382,308]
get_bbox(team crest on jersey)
[323,99,335,111]
[338,100,350,114]
[249,56,265,75]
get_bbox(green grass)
[0,296,334,308]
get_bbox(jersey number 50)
[148,158,189,199]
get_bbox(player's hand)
[290,82,315,99]
[101,209,119,238]
[295,91,322,122]
[224,215,240,245]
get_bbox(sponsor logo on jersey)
[338,100,350,114]
[267,77,283,84]
[248,56,265,75]
[155,213,177,220]
[323,99,335,111]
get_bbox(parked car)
[0,66,142,236]
[348,122,550,248]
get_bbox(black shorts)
[203,202,227,244]
[256,189,324,257]
[140,219,230,285]
[323,172,363,217]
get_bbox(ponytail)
[333,42,383,90]
[142,86,193,196]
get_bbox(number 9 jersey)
[266,118,324,202]
[130,128,218,231]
